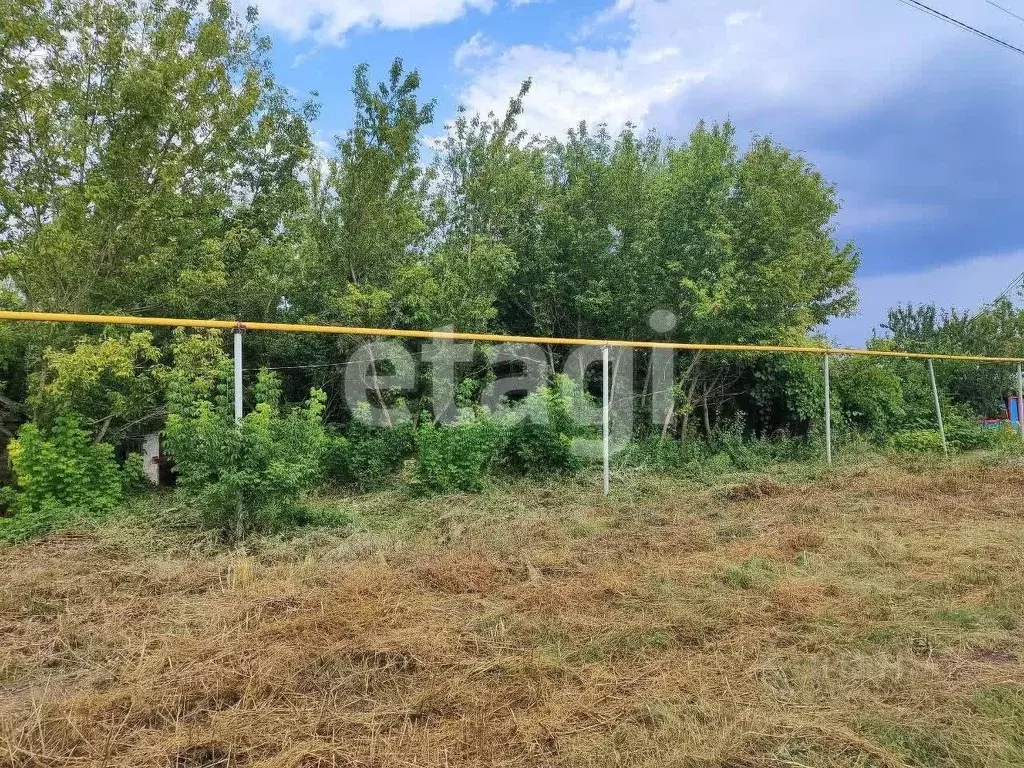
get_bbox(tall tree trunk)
[680,373,702,446]
[367,343,392,427]
[661,351,703,439]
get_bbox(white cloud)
[251,0,493,44]
[459,43,709,137]
[454,0,1021,140]
[454,32,494,70]
[827,251,1024,346]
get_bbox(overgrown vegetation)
[163,332,328,541]
[0,415,133,542]
[2,0,1024,542]
[2,4,1023,765]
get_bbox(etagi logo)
[342,312,681,458]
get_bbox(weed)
[934,607,982,630]
[721,556,779,590]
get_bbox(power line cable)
[981,268,1024,310]
[895,0,1024,56]
[986,0,1024,25]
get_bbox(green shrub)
[28,332,165,442]
[1,415,127,542]
[986,424,1024,455]
[325,419,415,491]
[889,429,945,454]
[7,416,123,516]
[502,377,592,476]
[712,418,814,471]
[750,351,825,431]
[120,452,148,493]
[414,412,505,493]
[831,356,906,439]
[163,332,328,541]
[614,437,691,471]
[942,407,1001,452]
[505,418,583,476]
[617,436,723,473]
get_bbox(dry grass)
[2,458,1024,767]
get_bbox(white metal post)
[1017,362,1024,440]
[602,346,610,496]
[823,354,832,465]
[928,359,948,455]
[233,331,243,422]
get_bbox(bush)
[711,417,815,472]
[749,351,824,432]
[28,331,165,442]
[831,356,906,439]
[889,429,945,454]
[325,419,415,491]
[1,415,127,542]
[6,416,123,516]
[986,424,1024,455]
[163,332,328,541]
[943,408,996,452]
[502,377,592,476]
[616,436,720,473]
[414,412,505,493]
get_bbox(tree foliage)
[0,0,314,318]
[162,331,327,540]
[6,0,1020,519]
[1,415,126,542]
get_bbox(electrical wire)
[986,0,1024,25]
[980,268,1024,311]
[242,359,362,372]
[895,0,1024,56]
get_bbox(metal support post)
[234,330,243,422]
[928,359,947,455]
[602,346,610,495]
[824,354,832,465]
[1017,362,1024,440]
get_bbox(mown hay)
[2,461,1023,767]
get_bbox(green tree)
[0,0,314,318]
[297,59,435,327]
[28,331,165,442]
[877,299,1024,419]
[656,124,858,345]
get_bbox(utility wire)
[243,359,362,372]
[986,0,1024,25]
[980,268,1024,310]
[895,0,1024,56]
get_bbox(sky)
[248,0,1024,346]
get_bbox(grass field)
[2,455,1024,767]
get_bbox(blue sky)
[249,0,1024,345]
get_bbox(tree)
[656,124,858,346]
[297,59,435,327]
[877,299,1024,419]
[162,331,327,540]
[0,0,314,318]
[28,331,165,442]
